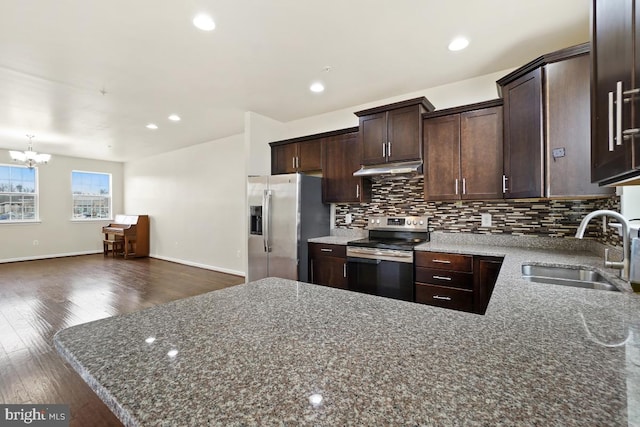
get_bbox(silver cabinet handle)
[310,259,314,283]
[433,275,452,281]
[320,248,333,252]
[387,141,392,157]
[433,295,452,301]
[343,263,347,278]
[455,178,459,195]
[622,87,640,140]
[616,81,623,146]
[502,175,508,193]
[356,184,360,198]
[609,91,615,151]
[382,142,386,157]
[292,157,296,169]
[462,178,466,195]
[432,259,451,264]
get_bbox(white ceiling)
[0,0,590,163]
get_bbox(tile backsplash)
[335,175,622,247]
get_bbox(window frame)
[0,163,40,224]
[71,170,113,221]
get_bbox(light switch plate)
[481,213,492,227]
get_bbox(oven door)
[346,247,414,302]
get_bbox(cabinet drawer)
[415,251,472,272]
[309,243,346,258]
[415,268,473,290]
[415,283,473,312]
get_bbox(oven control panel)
[367,216,429,231]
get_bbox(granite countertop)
[308,229,367,245]
[307,235,357,245]
[55,235,640,426]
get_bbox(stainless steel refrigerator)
[247,173,330,283]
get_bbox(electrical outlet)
[345,213,352,224]
[236,250,241,258]
[481,213,492,227]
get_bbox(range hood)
[353,160,423,177]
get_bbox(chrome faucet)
[575,210,630,281]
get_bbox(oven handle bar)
[346,248,414,264]
[347,257,382,265]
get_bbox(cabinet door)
[309,246,348,289]
[591,0,634,183]
[323,133,370,203]
[546,55,613,196]
[387,105,422,162]
[503,68,544,198]
[272,143,298,174]
[298,139,322,172]
[460,106,503,200]
[634,2,640,172]
[473,256,503,315]
[423,115,461,201]
[360,112,388,165]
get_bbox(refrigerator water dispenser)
[249,206,262,235]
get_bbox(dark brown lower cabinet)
[415,251,503,314]
[308,243,347,289]
[473,256,503,315]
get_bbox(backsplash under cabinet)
[335,175,621,247]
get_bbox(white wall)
[245,112,287,176]
[123,134,245,276]
[0,152,124,262]
[282,69,514,139]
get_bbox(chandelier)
[9,135,51,168]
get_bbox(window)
[0,164,38,222]
[72,171,111,219]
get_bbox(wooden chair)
[103,238,124,257]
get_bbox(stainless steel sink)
[521,264,620,292]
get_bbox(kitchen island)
[55,239,640,426]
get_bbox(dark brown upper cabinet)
[322,129,371,203]
[423,100,504,201]
[355,97,435,166]
[591,0,640,186]
[270,137,322,175]
[497,43,614,198]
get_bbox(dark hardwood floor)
[0,254,245,426]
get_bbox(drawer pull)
[432,259,451,264]
[433,295,452,301]
[320,248,333,252]
[432,275,452,281]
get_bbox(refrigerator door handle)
[262,190,267,252]
[264,190,272,252]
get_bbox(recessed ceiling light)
[448,37,469,51]
[193,14,216,31]
[168,114,181,122]
[310,82,325,93]
[146,123,158,130]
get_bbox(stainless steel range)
[347,216,429,302]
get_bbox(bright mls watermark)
[0,405,69,427]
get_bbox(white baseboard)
[149,254,245,277]
[0,250,103,264]
[0,251,246,278]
